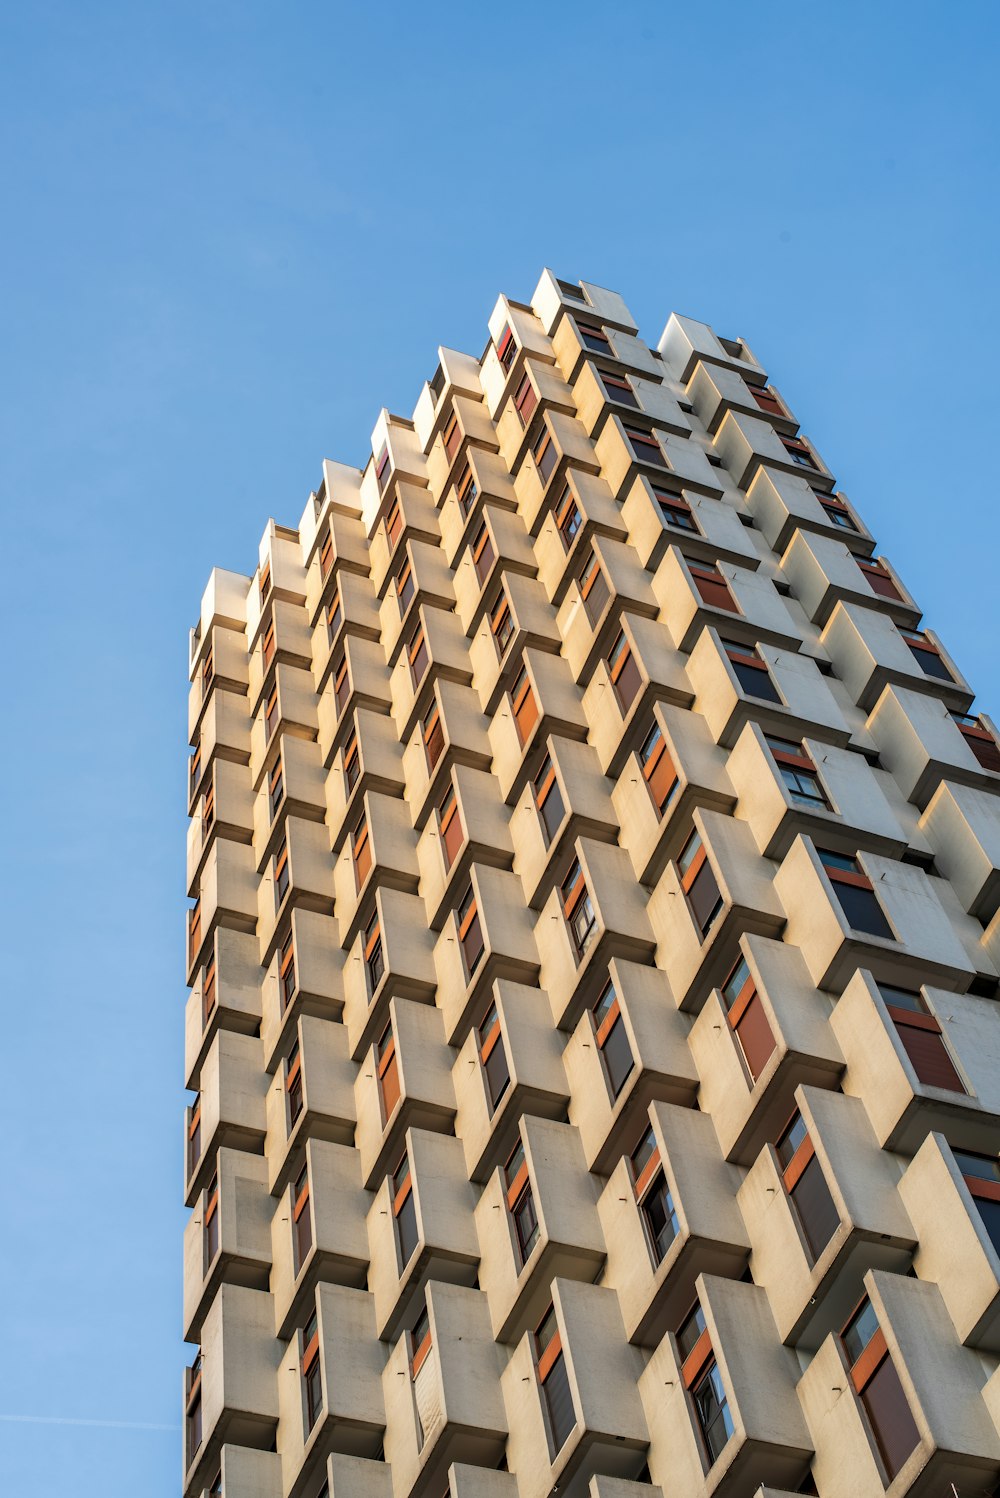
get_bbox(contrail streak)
[0,1413,177,1431]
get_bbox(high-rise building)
[183,269,1000,1498]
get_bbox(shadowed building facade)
[183,270,1000,1498]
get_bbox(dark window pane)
[974,1197,1000,1259]
[832,882,893,939]
[601,1016,634,1098]
[484,1037,510,1112]
[687,860,723,936]
[693,1360,734,1465]
[642,1172,679,1263]
[734,992,777,1081]
[790,1154,839,1262]
[731,659,781,702]
[542,1352,576,1452]
[862,1355,920,1481]
[396,1189,418,1267]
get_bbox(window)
[514,372,538,426]
[203,1171,220,1268]
[319,527,334,578]
[385,499,403,553]
[691,563,738,613]
[274,839,290,905]
[624,423,668,469]
[457,464,478,518]
[722,638,782,703]
[506,1139,539,1263]
[765,736,830,808]
[268,756,284,820]
[639,722,679,816]
[186,1355,203,1458]
[819,495,858,531]
[607,629,642,713]
[721,955,775,1082]
[655,487,697,532]
[375,440,391,494]
[264,685,278,741]
[858,557,904,602]
[302,1310,323,1430]
[343,729,360,794]
[190,741,202,793]
[279,927,296,1014]
[555,485,582,550]
[478,1000,510,1113]
[421,699,444,770]
[377,1019,400,1119]
[841,1298,919,1481]
[471,519,495,585]
[677,1307,733,1467]
[408,625,428,688]
[333,653,350,716]
[781,435,815,468]
[437,781,465,871]
[558,279,587,303]
[511,665,539,746]
[189,899,202,960]
[364,912,384,992]
[818,849,894,939]
[443,410,462,463]
[532,423,557,486]
[292,1162,312,1270]
[678,830,723,938]
[576,320,612,353]
[951,711,1000,772]
[410,1301,432,1378]
[750,384,785,417]
[396,559,414,615]
[286,1037,303,1127]
[877,984,965,1093]
[490,590,514,656]
[579,549,610,625]
[393,1153,418,1267]
[562,858,597,960]
[259,561,272,601]
[201,953,216,1027]
[202,782,215,838]
[533,752,565,845]
[638,1165,678,1264]
[352,815,372,889]
[262,617,276,670]
[187,1097,202,1176]
[593,979,634,1098]
[601,368,639,408]
[901,629,955,683]
[953,1150,1000,1257]
[496,324,516,374]
[777,1111,839,1263]
[458,884,485,978]
[535,1305,574,1453]
[630,1123,659,1189]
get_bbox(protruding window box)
[260,908,343,1074]
[182,1285,279,1498]
[271,1139,368,1340]
[342,887,437,1061]
[774,837,981,996]
[327,706,406,849]
[187,838,258,984]
[501,1280,649,1498]
[647,809,785,1016]
[332,790,419,948]
[378,541,457,666]
[183,1149,270,1345]
[188,621,250,745]
[512,737,619,912]
[433,865,540,1047]
[249,664,319,789]
[686,625,853,752]
[439,448,520,566]
[513,409,603,538]
[366,1131,479,1343]
[821,599,973,715]
[746,465,874,557]
[390,605,474,745]
[401,679,493,832]
[381,1283,508,1498]
[612,702,735,887]
[921,779,1000,923]
[452,505,538,629]
[659,313,766,385]
[416,765,515,931]
[573,357,691,442]
[867,684,1000,809]
[637,1275,812,1498]
[250,737,325,871]
[552,308,662,385]
[256,817,334,967]
[185,927,262,1092]
[453,978,570,1184]
[468,573,562,716]
[495,356,576,476]
[738,1087,915,1348]
[687,358,797,437]
[265,1014,355,1196]
[654,546,801,657]
[798,1270,1000,1498]
[355,997,456,1192]
[690,934,844,1166]
[620,472,759,574]
[249,599,313,708]
[306,504,377,619]
[713,405,833,491]
[556,539,659,689]
[533,469,626,608]
[831,970,1000,1155]
[599,1104,749,1347]
[369,484,441,597]
[535,839,656,1033]
[188,690,252,815]
[488,648,590,805]
[476,1118,605,1345]
[426,391,501,499]
[563,959,698,1175]
[781,529,918,630]
[582,614,694,780]
[276,1285,386,1498]
[184,1030,266,1207]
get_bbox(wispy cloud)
[0,1413,177,1432]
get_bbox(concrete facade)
[183,269,1000,1498]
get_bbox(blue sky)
[1,2,998,1492]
